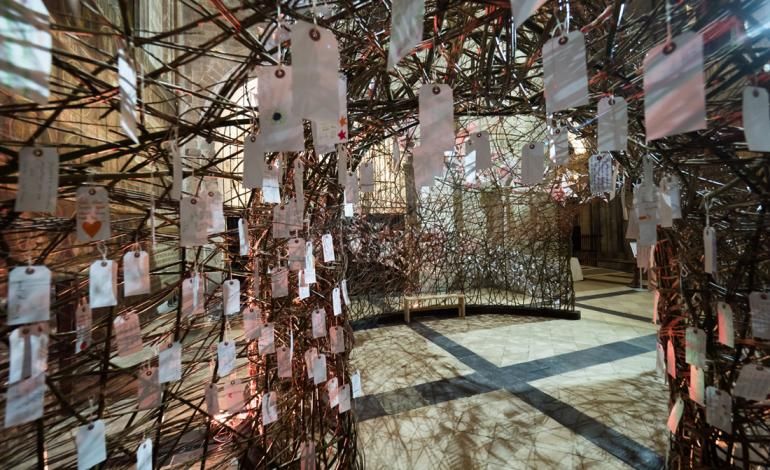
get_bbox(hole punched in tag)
[754,89,760,98]
[558,36,568,45]
[274,68,285,79]
[26,266,35,275]
[250,135,256,142]
[476,132,482,138]
[432,85,441,95]
[309,28,321,41]
[608,97,616,105]
[88,188,96,195]
[555,129,561,134]
[208,191,214,197]
[663,41,677,55]
[33,148,43,157]
[101,260,108,267]
[191,198,197,205]
[529,143,535,149]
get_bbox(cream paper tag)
[291,21,340,122]
[259,323,275,355]
[75,298,92,353]
[589,154,613,195]
[257,66,304,152]
[689,364,705,406]
[76,420,107,470]
[123,250,150,297]
[89,260,117,308]
[341,280,351,305]
[181,272,204,319]
[15,147,58,213]
[344,170,359,205]
[419,84,454,151]
[221,380,243,414]
[510,0,546,27]
[9,326,48,383]
[387,0,425,69]
[277,345,292,378]
[223,279,240,316]
[298,270,310,300]
[412,145,445,191]
[684,327,706,368]
[337,147,348,183]
[294,160,305,218]
[466,131,491,178]
[312,309,327,338]
[311,75,348,153]
[326,377,339,408]
[597,96,628,152]
[0,0,52,104]
[743,86,770,152]
[321,234,335,262]
[271,267,289,298]
[338,383,351,413]
[238,218,249,256]
[734,364,770,401]
[263,161,282,203]
[218,339,236,377]
[4,372,45,428]
[114,313,143,357]
[205,383,219,416]
[243,306,262,340]
[330,326,344,353]
[8,265,51,325]
[705,387,732,432]
[158,341,182,383]
[273,205,290,239]
[359,162,375,193]
[137,367,161,410]
[332,287,342,316]
[118,49,139,144]
[392,139,401,168]
[521,142,544,186]
[542,31,589,115]
[262,391,279,425]
[717,302,735,347]
[652,290,660,325]
[749,292,770,339]
[703,226,717,275]
[300,441,316,470]
[180,195,209,247]
[289,238,306,271]
[667,397,684,433]
[549,127,569,166]
[352,370,363,398]
[243,134,265,189]
[643,32,706,141]
[205,189,226,235]
[656,343,666,378]
[666,340,676,378]
[305,348,317,379]
[312,353,327,385]
[637,201,658,246]
[76,186,110,242]
[285,197,302,233]
[136,438,152,470]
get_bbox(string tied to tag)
[97,241,109,266]
[705,198,712,227]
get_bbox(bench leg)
[459,297,465,318]
[404,301,410,323]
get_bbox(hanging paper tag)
[656,343,666,378]
[76,420,107,470]
[749,292,770,339]
[238,218,250,256]
[330,326,345,353]
[705,387,732,432]
[351,370,363,398]
[243,134,265,189]
[510,0,546,27]
[8,265,51,325]
[312,309,327,338]
[170,140,182,200]
[298,270,311,300]
[392,139,401,168]
[257,66,305,152]
[388,0,425,69]
[304,241,317,284]
[304,348,317,379]
[205,383,220,416]
[589,154,613,195]
[326,377,339,408]
[217,340,236,377]
[419,84,454,151]
[743,86,770,152]
[291,21,340,122]
[321,234,335,262]
[123,250,150,297]
[76,186,110,242]
[271,268,289,298]
[341,280,351,305]
[180,195,209,247]
[312,353,327,385]
[412,145,445,191]
[666,340,676,378]
[689,365,705,406]
[717,302,734,347]
[734,364,770,401]
[344,171,359,205]
[159,341,182,383]
[294,160,306,218]
[90,260,118,308]
[338,383,351,413]
[543,31,589,115]
[643,32,706,141]
[521,142,544,186]
[4,372,45,428]
[667,397,684,433]
[273,205,290,239]
[243,306,262,340]
[277,345,292,378]
[466,131,491,179]
[137,367,161,410]
[8,326,48,385]
[118,49,139,144]
[703,226,717,274]
[75,298,92,353]
[597,97,628,152]
[359,162,375,193]
[332,287,343,315]
[684,327,706,368]
[206,189,226,235]
[15,146,58,213]
[311,75,349,153]
[262,391,279,425]
[263,161,282,204]
[136,438,152,470]
[549,127,569,166]
[181,273,204,319]
[0,0,52,104]
[221,380,243,414]
[223,279,240,316]
[259,323,275,355]
[300,441,316,470]
[114,313,143,357]
[289,238,306,271]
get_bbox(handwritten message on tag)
[4,372,45,428]
[258,66,304,152]
[75,298,92,352]
[330,326,345,353]
[8,265,51,325]
[312,309,327,338]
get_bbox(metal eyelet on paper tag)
[762,293,768,300]
[432,85,441,95]
[476,132,482,138]
[309,28,321,41]
[555,129,561,134]
[134,251,141,258]
[89,188,96,195]
[608,98,616,105]
[275,68,285,78]
[191,198,197,205]
[34,149,42,157]
[145,369,152,376]
[663,42,677,55]
[754,89,760,98]
[558,36,568,45]
[529,143,535,149]
[26,266,35,274]
[208,191,214,197]
[101,260,108,267]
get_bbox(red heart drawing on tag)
[82,220,102,237]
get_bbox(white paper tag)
[666,340,676,378]
[76,186,110,242]
[319,234,335,263]
[238,218,250,256]
[312,353,327,385]
[684,327,706,368]
[749,292,770,339]
[221,380,243,414]
[549,127,569,166]
[287,238,305,271]
[388,0,425,69]
[243,134,265,189]
[359,162,375,193]
[656,343,666,378]
[412,145,445,191]
[271,268,289,298]
[205,189,226,235]
[689,364,705,406]
[337,383,351,413]
[222,279,240,316]
[743,86,770,152]
[205,383,219,416]
[326,377,339,408]
[294,160,306,218]
[465,131,491,179]
[263,161,282,203]
[543,31,589,115]
[90,260,118,309]
[734,364,770,401]
[703,226,717,274]
[311,75,349,153]
[262,391,279,425]
[259,323,275,355]
[15,147,58,213]
[291,21,340,122]
[75,298,92,353]
[344,170,359,205]
[667,397,684,433]
[8,265,51,325]
[9,326,48,383]
[341,280,351,305]
[521,142,544,186]
[643,32,706,141]
[218,340,236,377]
[597,97,628,152]
[4,372,45,428]
[136,438,152,470]
[118,49,139,144]
[76,420,107,470]
[181,273,204,319]
[330,325,345,353]
[258,66,305,152]
[510,0,546,27]
[170,140,182,200]
[114,313,143,357]
[304,241,317,284]
[351,370,363,398]
[312,309,327,338]
[419,84,454,151]
[277,345,292,378]
[180,195,209,247]
[273,205,290,239]
[0,0,52,104]
[331,287,342,316]
[298,270,311,300]
[243,306,262,340]
[137,367,161,410]
[158,341,182,383]
[305,348,317,379]
[705,387,732,432]
[717,302,734,347]
[123,250,150,297]
[300,441,316,470]
[589,154,613,195]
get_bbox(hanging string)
[664,0,673,43]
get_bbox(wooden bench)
[403,293,465,323]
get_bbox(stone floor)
[351,267,667,469]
